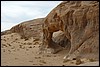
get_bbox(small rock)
[19,45,22,48]
[35,56,41,59]
[17,49,20,51]
[76,58,82,65]
[13,49,16,52]
[39,60,46,64]
[33,64,37,65]
[21,43,23,44]
[33,46,35,48]
[11,47,15,49]
[23,43,26,45]
[11,35,13,37]
[3,49,5,52]
[63,59,71,63]
[18,42,20,43]
[33,39,39,41]
[27,42,32,45]
[26,49,29,51]
[3,39,6,41]
[15,38,18,40]
[7,43,11,46]
[8,50,11,52]
[15,58,18,60]
[39,64,43,65]
[62,65,65,66]
[29,60,33,62]
[70,61,74,64]
[22,46,25,49]
[46,55,51,57]
[29,46,32,48]
[89,58,95,62]
[54,55,56,57]
[7,38,9,40]
[2,44,7,48]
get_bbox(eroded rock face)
[42,1,99,60]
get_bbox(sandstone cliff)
[42,1,99,60]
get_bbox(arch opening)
[52,30,71,52]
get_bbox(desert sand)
[1,33,99,66]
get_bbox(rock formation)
[1,18,44,40]
[41,1,99,60]
[1,1,99,61]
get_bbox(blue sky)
[1,1,62,32]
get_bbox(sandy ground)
[1,33,99,66]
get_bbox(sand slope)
[1,33,99,66]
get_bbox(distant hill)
[1,18,44,40]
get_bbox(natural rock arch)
[40,1,99,60]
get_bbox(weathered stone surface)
[42,1,99,60]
